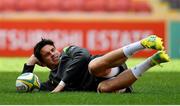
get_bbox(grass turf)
[0,57,180,105]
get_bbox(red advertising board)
[0,20,165,57]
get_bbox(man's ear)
[36,59,46,67]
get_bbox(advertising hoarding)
[0,20,165,57]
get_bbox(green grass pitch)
[0,57,180,105]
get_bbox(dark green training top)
[22,46,127,92]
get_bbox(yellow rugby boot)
[151,51,170,66]
[141,35,164,50]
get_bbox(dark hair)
[34,39,55,62]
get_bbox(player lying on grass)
[22,35,170,93]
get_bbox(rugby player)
[22,35,170,93]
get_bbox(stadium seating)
[0,0,16,11]
[130,0,152,12]
[83,0,105,11]
[0,0,152,13]
[16,0,37,11]
[0,0,3,11]
[58,0,84,11]
[105,0,130,12]
[36,0,61,11]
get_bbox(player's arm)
[22,54,44,73]
[51,46,91,93]
[26,54,43,66]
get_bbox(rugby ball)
[16,73,40,92]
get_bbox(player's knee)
[88,59,100,74]
[97,82,113,93]
[88,60,108,76]
[88,60,95,72]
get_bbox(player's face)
[40,45,60,67]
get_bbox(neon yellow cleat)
[141,35,164,50]
[151,51,170,66]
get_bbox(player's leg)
[97,51,170,92]
[88,35,164,77]
[89,48,128,77]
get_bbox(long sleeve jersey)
[22,46,127,92]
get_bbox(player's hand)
[51,85,64,93]
[26,54,45,66]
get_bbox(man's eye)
[45,52,50,57]
[52,48,55,52]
